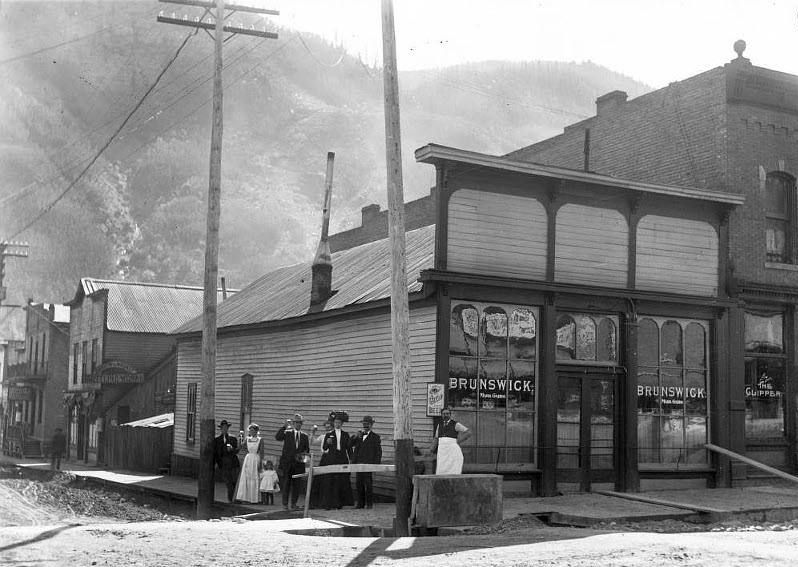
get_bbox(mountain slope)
[0,1,650,329]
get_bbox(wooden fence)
[104,426,173,473]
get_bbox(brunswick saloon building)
[172,143,743,495]
[507,42,798,482]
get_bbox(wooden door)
[556,370,618,491]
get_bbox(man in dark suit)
[213,419,240,502]
[275,412,310,510]
[350,415,382,508]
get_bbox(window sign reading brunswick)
[636,317,710,468]
[448,301,538,466]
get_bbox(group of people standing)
[213,411,383,511]
[213,407,470,510]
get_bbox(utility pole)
[0,241,30,307]
[158,0,278,519]
[380,0,413,537]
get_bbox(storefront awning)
[120,413,174,428]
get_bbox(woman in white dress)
[234,423,267,503]
[434,409,471,475]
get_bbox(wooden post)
[303,446,315,519]
[156,1,278,520]
[381,0,413,537]
[196,0,224,520]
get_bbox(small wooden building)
[172,144,745,495]
[65,278,227,469]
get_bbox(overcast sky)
[268,0,798,88]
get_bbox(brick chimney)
[596,90,627,115]
[310,152,336,308]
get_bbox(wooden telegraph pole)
[158,0,278,519]
[380,0,414,537]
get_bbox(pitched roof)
[69,278,233,334]
[175,224,436,334]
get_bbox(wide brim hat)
[329,410,349,423]
[361,415,374,424]
[218,420,231,428]
[293,413,304,423]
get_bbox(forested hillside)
[0,1,649,337]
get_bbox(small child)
[259,460,280,505]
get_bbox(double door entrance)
[555,368,620,491]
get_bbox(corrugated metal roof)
[72,278,233,333]
[175,224,435,334]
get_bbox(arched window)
[556,315,576,360]
[575,316,597,360]
[765,172,796,264]
[556,313,618,364]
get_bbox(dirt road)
[2,466,798,566]
[2,518,798,567]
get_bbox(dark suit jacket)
[275,426,310,472]
[323,429,352,465]
[213,433,240,470]
[350,430,382,464]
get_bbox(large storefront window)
[448,301,538,466]
[744,312,785,440]
[637,317,709,467]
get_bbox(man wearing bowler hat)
[213,419,240,502]
[350,415,382,508]
[275,412,310,510]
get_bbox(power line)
[0,27,112,66]
[295,31,344,68]
[119,35,296,162]
[0,34,280,212]
[7,30,198,240]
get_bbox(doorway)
[556,369,619,491]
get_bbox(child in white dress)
[259,460,280,505]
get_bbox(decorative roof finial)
[733,39,746,59]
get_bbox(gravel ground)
[0,465,191,526]
[3,465,798,566]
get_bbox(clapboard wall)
[447,188,547,280]
[555,203,628,287]
[172,304,437,491]
[445,188,719,297]
[636,215,718,296]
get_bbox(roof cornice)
[415,143,745,206]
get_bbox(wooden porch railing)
[705,443,798,484]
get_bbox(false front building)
[65,278,229,469]
[172,146,743,495]
[508,43,798,480]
